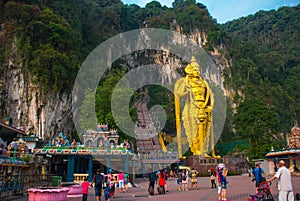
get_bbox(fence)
[0,173,53,198]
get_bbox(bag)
[94,174,103,187]
[259,168,266,182]
[210,175,215,180]
[295,193,300,201]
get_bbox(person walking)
[182,169,189,191]
[148,171,157,195]
[177,170,183,191]
[210,169,217,189]
[82,177,90,201]
[268,160,294,201]
[124,173,130,192]
[164,169,169,192]
[216,167,222,200]
[190,168,198,190]
[252,163,266,192]
[118,170,125,193]
[104,182,111,201]
[158,170,167,194]
[91,169,104,201]
[106,171,115,198]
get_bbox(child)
[182,170,188,191]
[81,177,90,201]
[104,182,111,201]
[216,167,222,200]
[158,170,166,194]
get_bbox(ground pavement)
[4,175,300,201]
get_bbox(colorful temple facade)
[34,124,135,182]
[266,122,300,175]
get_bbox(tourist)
[148,171,157,194]
[182,169,188,191]
[268,160,294,201]
[177,170,183,191]
[252,163,266,192]
[219,167,229,201]
[210,168,217,189]
[106,170,115,198]
[91,169,104,201]
[118,170,125,193]
[81,177,90,201]
[216,167,222,200]
[104,182,111,201]
[158,170,166,194]
[190,168,198,190]
[164,169,169,192]
[124,172,130,192]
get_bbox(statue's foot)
[203,154,210,158]
[212,154,221,159]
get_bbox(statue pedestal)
[187,155,223,172]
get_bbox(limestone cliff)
[0,35,74,141]
[0,28,229,141]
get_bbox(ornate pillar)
[88,155,93,182]
[124,156,129,173]
[67,155,75,182]
[106,157,111,174]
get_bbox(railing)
[73,174,88,183]
[0,174,53,198]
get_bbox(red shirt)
[82,181,90,194]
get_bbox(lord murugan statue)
[174,57,218,158]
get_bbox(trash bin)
[52,176,63,186]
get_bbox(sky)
[121,0,300,24]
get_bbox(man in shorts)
[91,169,104,201]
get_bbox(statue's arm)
[174,78,189,98]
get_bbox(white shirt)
[274,166,293,191]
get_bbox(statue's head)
[185,56,201,78]
[185,64,193,74]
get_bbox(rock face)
[0,29,230,141]
[0,36,74,141]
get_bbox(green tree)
[232,98,279,159]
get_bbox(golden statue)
[174,57,219,158]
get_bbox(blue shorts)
[95,187,102,196]
[221,182,227,189]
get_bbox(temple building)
[83,124,120,148]
[34,124,135,182]
[287,122,300,148]
[266,122,300,175]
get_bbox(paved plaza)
[5,175,300,201]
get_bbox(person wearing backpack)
[252,163,266,192]
[148,171,157,195]
[91,169,104,201]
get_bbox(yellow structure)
[174,57,218,158]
